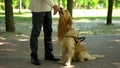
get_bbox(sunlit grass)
[0,9,120,38]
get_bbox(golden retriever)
[58,8,104,66]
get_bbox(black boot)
[31,58,41,65]
[30,54,41,65]
[45,52,59,61]
[45,57,60,61]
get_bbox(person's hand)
[53,5,60,15]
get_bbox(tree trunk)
[5,0,15,32]
[19,0,22,13]
[106,0,113,25]
[67,0,73,17]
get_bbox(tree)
[5,0,15,32]
[106,0,113,25]
[19,0,22,13]
[67,0,73,16]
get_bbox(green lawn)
[0,11,120,38]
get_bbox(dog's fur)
[58,8,104,66]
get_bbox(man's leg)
[30,12,45,65]
[43,12,59,61]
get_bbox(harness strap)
[73,37,85,42]
[65,36,86,44]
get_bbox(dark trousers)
[30,11,53,59]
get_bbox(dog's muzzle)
[59,7,64,14]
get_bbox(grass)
[0,11,120,39]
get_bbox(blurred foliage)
[22,0,30,9]
[0,0,120,11]
[114,0,120,8]
[0,0,4,10]
[74,0,108,9]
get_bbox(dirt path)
[0,34,120,68]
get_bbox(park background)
[0,0,120,36]
[0,0,120,68]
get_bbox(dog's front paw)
[65,62,71,66]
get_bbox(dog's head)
[59,8,72,22]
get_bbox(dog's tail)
[90,54,105,60]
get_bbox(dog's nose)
[59,7,64,14]
[60,7,62,10]
[60,7,63,12]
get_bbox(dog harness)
[65,36,86,44]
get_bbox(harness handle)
[73,37,85,44]
[73,37,85,42]
[65,36,85,43]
